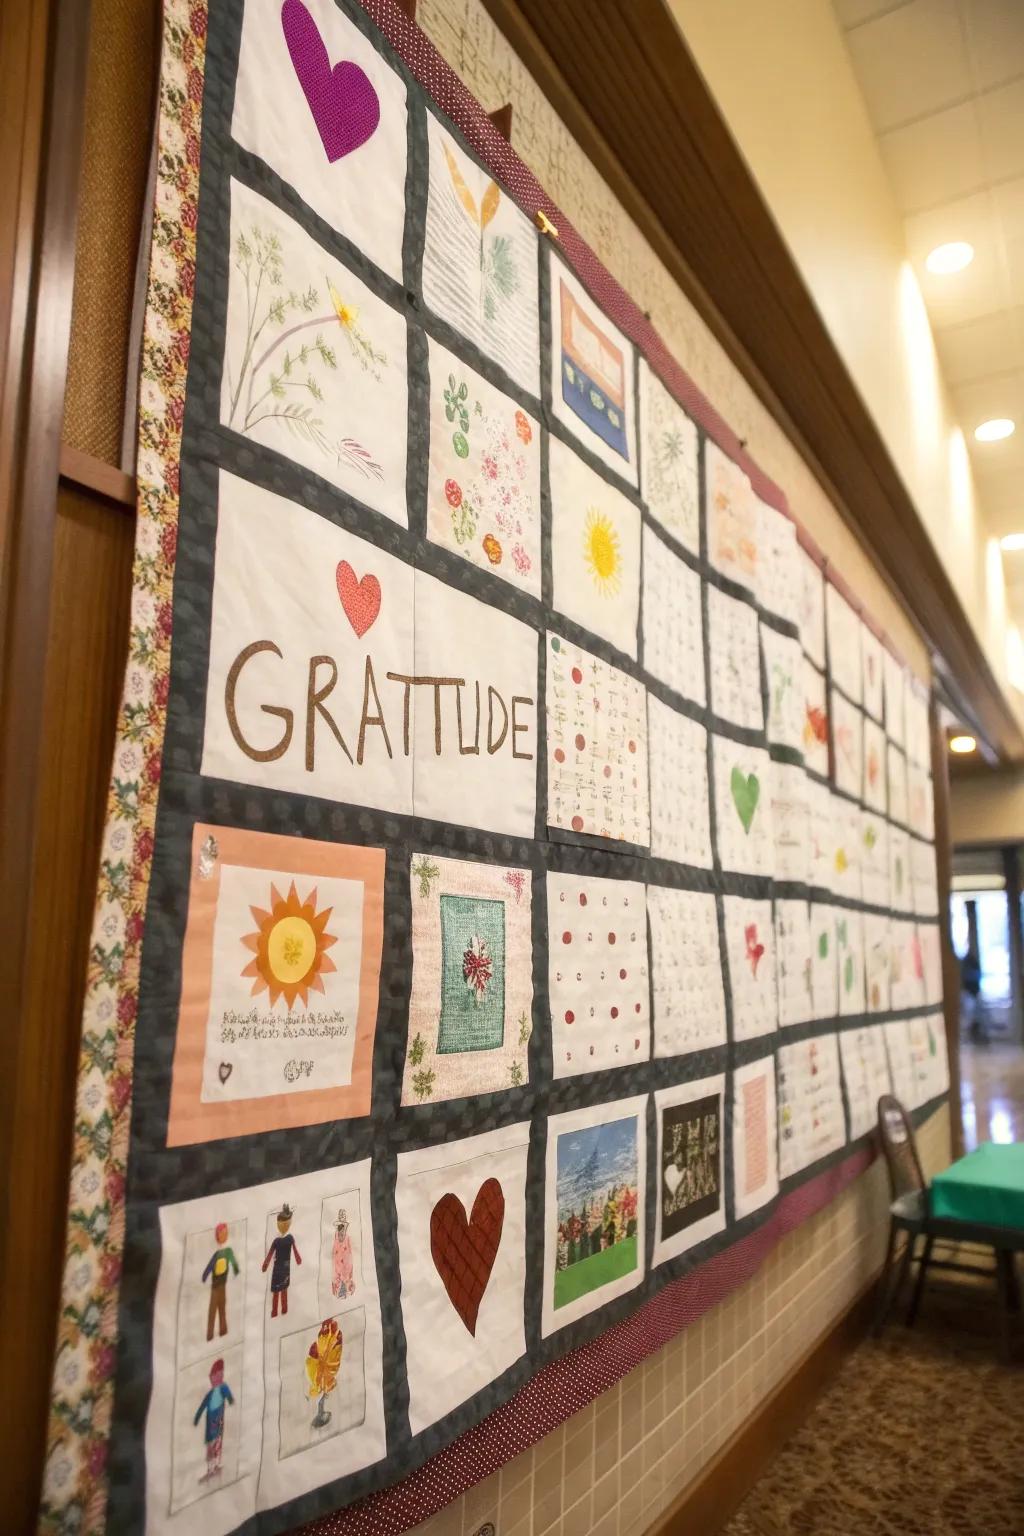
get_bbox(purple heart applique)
[281,0,381,163]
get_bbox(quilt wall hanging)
[42,1,950,1532]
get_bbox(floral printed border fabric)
[41,2,948,1533]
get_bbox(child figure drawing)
[193,1357,234,1483]
[331,1208,355,1300]
[262,1203,302,1318]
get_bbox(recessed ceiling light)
[926,241,974,275]
[949,734,977,754]
[1000,533,1024,551]
[975,418,1015,442]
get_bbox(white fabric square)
[829,794,863,903]
[648,697,711,867]
[883,649,906,748]
[550,434,641,658]
[861,623,884,721]
[884,1019,915,1110]
[548,872,650,1077]
[413,572,537,837]
[642,526,705,705]
[549,253,638,484]
[907,765,935,841]
[775,900,813,1027]
[912,837,939,917]
[770,760,811,884]
[639,360,699,553]
[402,854,533,1105]
[543,1098,647,1335]
[222,180,407,521]
[888,920,923,1011]
[831,691,863,800]
[706,441,758,592]
[862,715,887,814]
[809,902,838,1019]
[777,1033,845,1180]
[648,885,727,1057]
[723,895,777,1041]
[808,777,836,891]
[920,922,943,1005]
[145,1159,384,1535]
[887,743,909,827]
[708,586,763,730]
[202,471,415,812]
[836,908,866,1016]
[233,0,407,280]
[713,738,774,876]
[889,826,912,913]
[864,912,891,1013]
[907,1013,949,1107]
[801,659,830,777]
[546,634,650,846]
[825,584,861,703]
[840,1024,892,1140]
[425,335,541,594]
[396,1122,529,1434]
[757,500,800,623]
[653,1074,727,1267]
[422,118,540,393]
[762,626,804,752]
[860,812,890,908]
[732,1056,779,1220]
[797,547,826,669]
[905,683,931,769]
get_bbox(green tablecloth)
[931,1142,1024,1230]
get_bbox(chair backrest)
[876,1094,926,1198]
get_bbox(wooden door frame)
[0,0,93,1520]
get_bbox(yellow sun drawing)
[241,881,338,1011]
[582,508,622,596]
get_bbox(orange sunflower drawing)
[241,881,338,1010]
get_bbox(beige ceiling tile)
[976,77,1024,183]
[934,309,1024,385]
[905,190,1007,325]
[961,0,1024,93]
[844,0,971,132]
[880,100,987,211]
[952,368,1024,429]
[833,0,913,29]
[993,179,1024,303]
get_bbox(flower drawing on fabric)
[744,923,765,978]
[503,869,527,904]
[441,142,519,325]
[804,703,828,747]
[582,508,622,596]
[240,881,337,1011]
[462,935,494,1002]
[226,227,386,478]
[514,410,532,445]
[305,1317,342,1429]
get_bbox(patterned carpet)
[722,1278,1024,1536]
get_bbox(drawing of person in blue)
[193,1357,234,1482]
[261,1202,302,1318]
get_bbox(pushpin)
[535,209,559,240]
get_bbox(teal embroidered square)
[437,895,506,1053]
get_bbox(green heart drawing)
[817,931,829,960]
[730,766,760,834]
[844,954,854,993]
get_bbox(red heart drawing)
[336,560,381,637]
[430,1178,504,1336]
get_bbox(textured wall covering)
[41,3,949,1535]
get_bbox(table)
[931,1142,1024,1230]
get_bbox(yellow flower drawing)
[583,508,622,596]
[328,281,358,329]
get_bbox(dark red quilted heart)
[430,1178,504,1336]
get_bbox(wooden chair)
[875,1094,1024,1357]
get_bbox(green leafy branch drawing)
[227,227,386,480]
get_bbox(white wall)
[670,0,1017,705]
